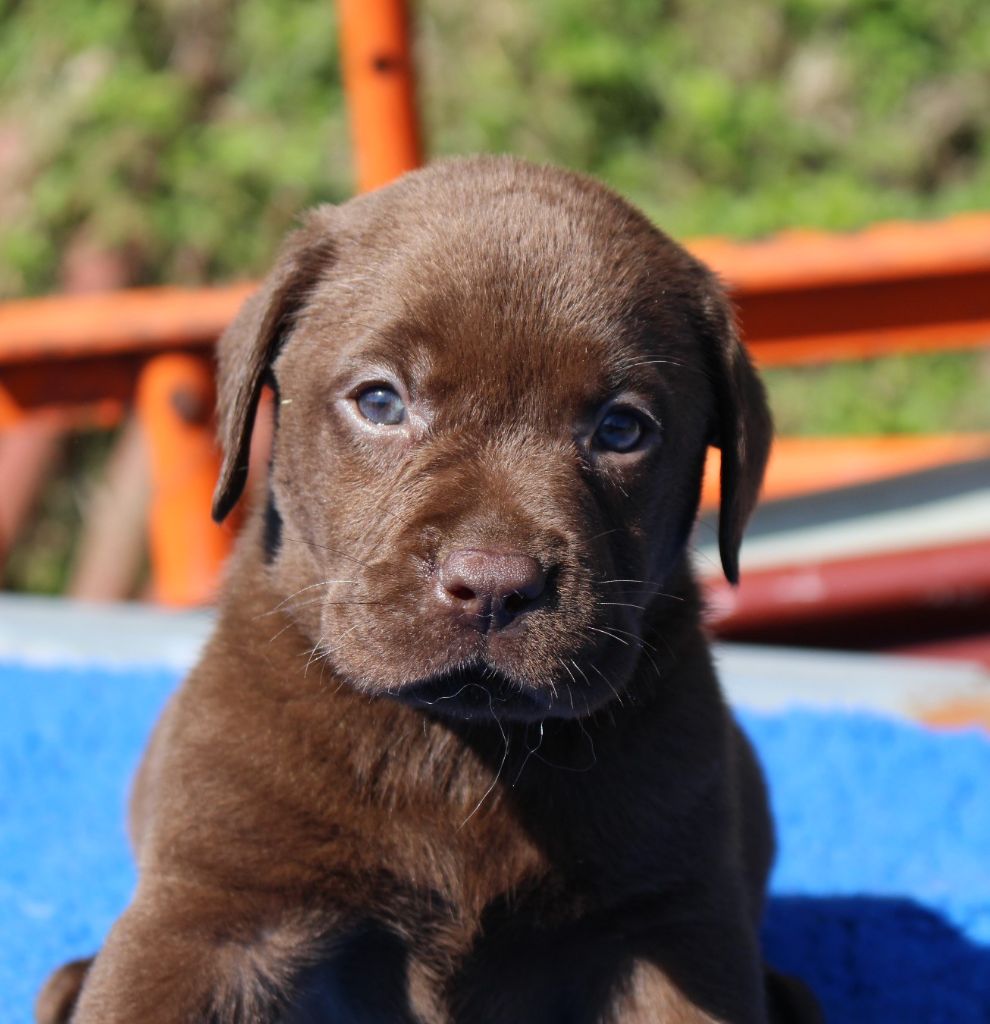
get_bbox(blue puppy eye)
[356,385,406,425]
[594,409,645,452]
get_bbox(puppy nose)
[439,549,547,630]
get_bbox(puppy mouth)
[392,661,555,721]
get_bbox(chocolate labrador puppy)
[38,157,820,1024]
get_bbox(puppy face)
[213,158,770,721]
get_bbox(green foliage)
[2,0,989,296]
[420,0,990,238]
[0,0,351,295]
[765,350,990,435]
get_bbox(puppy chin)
[386,659,627,723]
[319,608,644,722]
[392,666,549,722]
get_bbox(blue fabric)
[2,659,988,1022]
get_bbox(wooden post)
[136,354,232,605]
[338,0,422,192]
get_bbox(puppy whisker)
[318,623,363,659]
[458,692,509,829]
[597,577,685,599]
[272,595,378,619]
[575,717,597,768]
[255,578,357,620]
[602,625,659,654]
[587,527,622,544]
[512,720,545,788]
[587,662,624,708]
[558,658,577,686]
[586,625,630,647]
[278,530,376,571]
[569,659,590,686]
[640,645,665,680]
[415,682,488,706]
[267,620,298,645]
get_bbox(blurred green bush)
[2,0,988,296]
[0,0,350,295]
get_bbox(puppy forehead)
[353,246,692,400]
[400,269,633,401]
[290,165,710,412]
[337,285,644,426]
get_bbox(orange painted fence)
[691,214,990,366]
[5,212,990,430]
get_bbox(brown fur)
[38,157,820,1024]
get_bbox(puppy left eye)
[356,385,406,425]
[593,409,646,452]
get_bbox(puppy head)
[214,157,770,720]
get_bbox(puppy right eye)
[356,385,406,425]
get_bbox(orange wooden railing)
[3,215,990,603]
[5,211,989,430]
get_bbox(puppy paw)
[36,956,94,1024]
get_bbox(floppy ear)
[699,275,773,585]
[212,208,337,523]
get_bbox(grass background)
[3,0,990,293]
[1,0,988,592]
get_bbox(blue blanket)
[2,660,988,1022]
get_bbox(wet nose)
[438,549,547,630]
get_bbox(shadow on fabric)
[764,895,990,1023]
